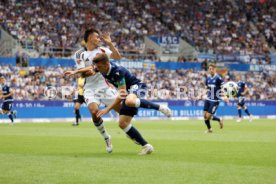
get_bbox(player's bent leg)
[2,110,8,114]
[73,102,81,126]
[13,110,17,118]
[119,115,153,155]
[204,112,212,133]
[126,94,172,117]
[88,102,112,153]
[242,105,252,121]
[7,111,14,123]
[218,118,224,129]
[212,115,223,129]
[125,94,137,107]
[237,105,242,122]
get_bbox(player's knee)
[205,113,211,120]
[74,104,80,110]
[118,120,128,129]
[203,112,208,120]
[125,97,136,107]
[89,108,98,116]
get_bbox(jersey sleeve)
[74,50,85,69]
[100,47,112,58]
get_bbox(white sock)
[123,124,132,133]
[94,120,110,139]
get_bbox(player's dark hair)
[84,28,100,43]
[93,53,109,64]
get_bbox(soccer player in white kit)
[65,28,121,153]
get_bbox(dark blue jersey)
[206,74,223,101]
[1,84,13,101]
[103,62,142,90]
[237,81,246,97]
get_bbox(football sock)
[75,109,81,123]
[93,118,110,139]
[135,99,159,110]
[123,124,147,146]
[204,120,211,129]
[8,113,14,122]
[238,109,242,118]
[244,108,251,116]
[212,116,221,122]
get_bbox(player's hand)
[64,70,76,76]
[101,32,112,45]
[96,108,110,118]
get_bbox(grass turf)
[0,119,276,184]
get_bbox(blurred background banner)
[1,57,276,71]
[1,100,274,119]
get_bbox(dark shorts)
[119,83,147,117]
[203,100,219,115]
[237,97,245,106]
[73,95,85,104]
[2,101,13,111]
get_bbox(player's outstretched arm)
[64,66,94,77]
[102,32,121,60]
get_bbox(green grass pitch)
[0,119,276,184]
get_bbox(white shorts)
[84,87,117,106]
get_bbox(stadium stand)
[0,0,275,59]
[0,64,275,100]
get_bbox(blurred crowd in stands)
[1,64,275,101]
[0,0,275,60]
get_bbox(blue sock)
[212,116,220,122]
[8,114,14,122]
[204,120,211,129]
[238,109,242,118]
[137,99,159,110]
[124,124,148,146]
[244,109,251,116]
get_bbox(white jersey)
[73,47,117,106]
[73,47,112,90]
